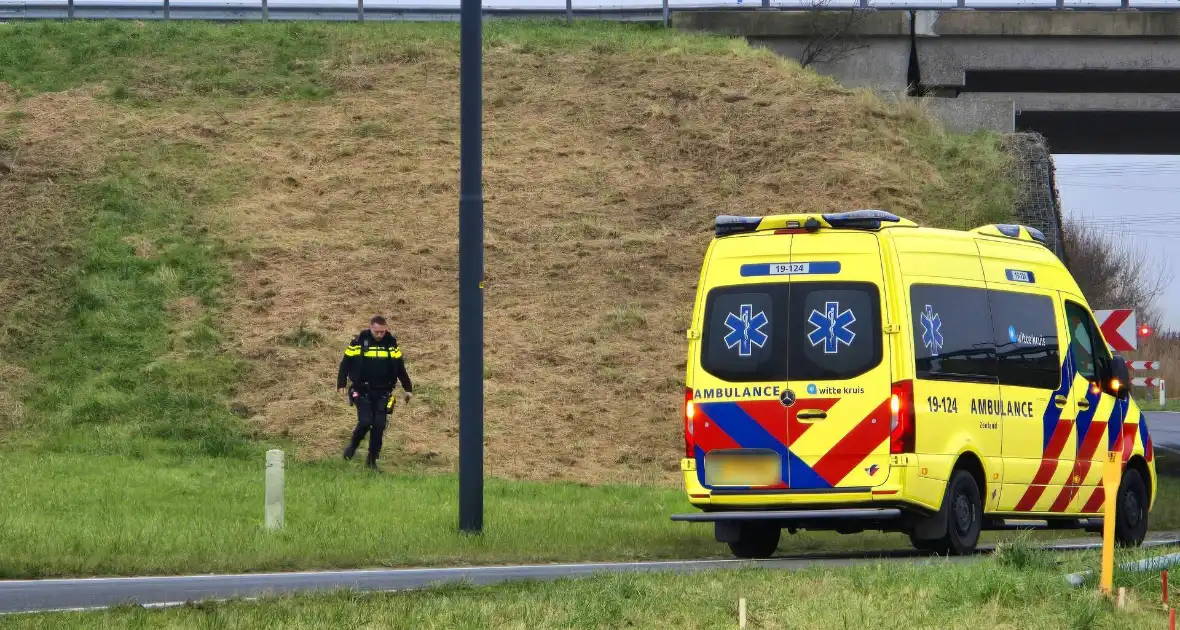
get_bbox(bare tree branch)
[1062,217,1173,328]
[797,0,871,69]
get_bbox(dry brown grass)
[198,49,1009,485]
[1,40,1016,485]
[0,87,114,432]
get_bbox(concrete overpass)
[674,10,1180,154]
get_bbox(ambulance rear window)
[699,282,881,383]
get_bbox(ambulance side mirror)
[1108,355,1131,399]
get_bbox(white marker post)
[1162,379,1167,406]
[266,449,285,530]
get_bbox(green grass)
[3,448,1177,580]
[0,450,716,579]
[1138,398,1180,412]
[5,546,1170,629]
[0,20,746,99]
[913,127,1019,230]
[1146,452,1180,529]
[2,140,251,460]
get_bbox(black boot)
[365,456,380,472]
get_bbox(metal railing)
[2,0,1178,24]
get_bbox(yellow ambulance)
[672,210,1155,558]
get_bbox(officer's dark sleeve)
[337,336,361,389]
[396,356,413,393]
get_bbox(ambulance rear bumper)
[671,508,902,523]
[670,506,919,539]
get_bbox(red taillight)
[890,380,915,454]
[684,388,696,458]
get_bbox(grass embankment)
[0,19,1020,482]
[0,20,1049,579]
[8,543,1175,629]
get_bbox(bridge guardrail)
[4,0,1180,25]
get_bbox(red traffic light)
[1139,324,1153,337]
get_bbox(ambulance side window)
[988,290,1061,390]
[1064,301,1109,383]
[910,284,998,383]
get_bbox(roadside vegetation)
[1062,218,1177,388]
[10,446,1170,579]
[1140,400,1180,412]
[7,541,1174,629]
[11,19,1164,581]
[1,19,1019,482]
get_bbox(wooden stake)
[739,597,747,628]
[1117,586,1127,610]
[1169,607,1176,630]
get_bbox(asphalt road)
[5,537,1180,615]
[1146,411,1180,449]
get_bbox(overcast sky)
[1053,154,1180,333]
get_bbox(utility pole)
[458,0,485,534]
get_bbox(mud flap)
[715,520,743,543]
[908,483,950,541]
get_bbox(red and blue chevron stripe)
[692,397,887,490]
[1014,354,1083,512]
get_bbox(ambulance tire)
[907,535,945,554]
[939,469,983,556]
[727,523,781,559]
[1114,468,1149,548]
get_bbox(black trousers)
[345,388,392,465]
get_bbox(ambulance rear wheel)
[1114,468,1148,548]
[727,523,780,559]
[939,469,982,555]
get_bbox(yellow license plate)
[705,452,782,487]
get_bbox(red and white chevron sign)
[1129,361,1160,371]
[1133,377,1161,387]
[1094,309,1137,352]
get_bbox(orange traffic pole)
[1165,569,1171,609]
[1101,449,1120,595]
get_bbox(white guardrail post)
[266,449,285,530]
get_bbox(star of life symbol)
[723,304,769,357]
[807,301,856,354]
[921,304,944,356]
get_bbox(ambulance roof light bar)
[714,215,764,237]
[981,223,1048,245]
[714,209,904,237]
[822,209,901,230]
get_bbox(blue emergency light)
[821,209,901,229]
[993,223,1047,244]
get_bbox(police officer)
[337,315,412,470]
